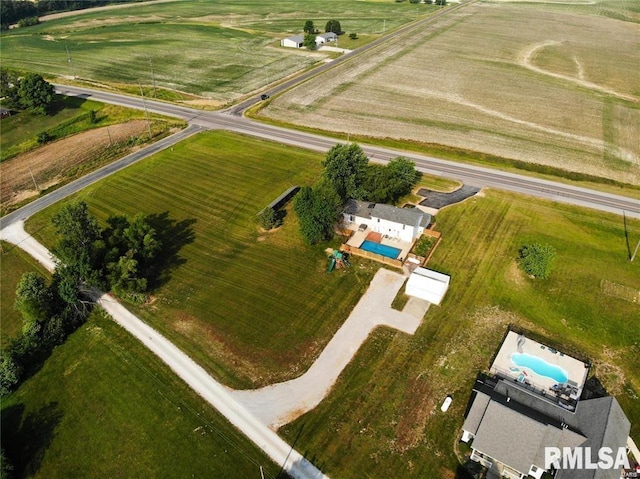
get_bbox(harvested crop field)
[1,121,148,209]
[262,0,640,184]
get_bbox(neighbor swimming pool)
[359,240,401,259]
[511,352,569,383]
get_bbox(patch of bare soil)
[1,120,148,208]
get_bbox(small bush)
[37,131,51,144]
[518,243,556,279]
[89,110,98,124]
[413,235,436,257]
[349,33,358,40]
[18,16,40,28]
[259,207,282,230]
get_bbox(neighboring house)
[281,34,304,48]
[461,332,631,479]
[343,199,431,243]
[315,32,337,45]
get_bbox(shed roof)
[285,34,304,43]
[405,268,450,304]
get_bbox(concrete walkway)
[231,269,429,429]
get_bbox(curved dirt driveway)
[1,222,430,476]
[231,269,429,429]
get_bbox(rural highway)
[44,84,640,222]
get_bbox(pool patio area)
[490,331,589,404]
[344,225,414,262]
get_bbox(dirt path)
[1,121,148,207]
[38,0,181,22]
[519,41,638,103]
[231,269,429,429]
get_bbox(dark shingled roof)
[344,199,431,228]
[464,377,631,479]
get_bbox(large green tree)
[14,272,52,325]
[303,20,315,33]
[294,181,341,244]
[17,73,55,115]
[303,33,316,50]
[0,68,21,109]
[51,201,102,289]
[322,143,369,201]
[325,19,342,34]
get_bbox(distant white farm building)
[405,267,450,305]
[315,32,337,45]
[281,32,338,49]
[281,34,304,48]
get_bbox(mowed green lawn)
[26,130,377,389]
[0,241,50,348]
[0,0,433,103]
[280,190,640,479]
[1,310,282,479]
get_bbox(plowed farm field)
[262,0,640,184]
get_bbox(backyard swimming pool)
[359,240,401,259]
[511,352,569,383]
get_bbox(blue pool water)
[511,353,569,383]
[360,240,401,259]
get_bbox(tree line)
[1,69,55,115]
[1,1,150,29]
[294,143,421,244]
[0,202,172,397]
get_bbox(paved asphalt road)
[46,84,640,221]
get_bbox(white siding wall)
[281,38,301,48]
[347,214,421,242]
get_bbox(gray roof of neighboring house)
[466,377,631,479]
[285,34,304,43]
[462,391,491,435]
[317,32,337,39]
[559,397,631,479]
[472,400,585,475]
[344,199,431,228]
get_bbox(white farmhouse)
[343,199,431,243]
[281,34,304,48]
[315,32,337,45]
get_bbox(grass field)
[24,130,379,389]
[0,241,50,348]
[1,95,185,215]
[279,189,640,479]
[0,309,283,479]
[0,0,434,105]
[0,95,173,162]
[262,0,640,184]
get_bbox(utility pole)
[383,19,386,33]
[139,82,153,139]
[631,239,640,262]
[65,45,77,79]
[148,56,157,98]
[26,159,39,191]
[259,466,265,479]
